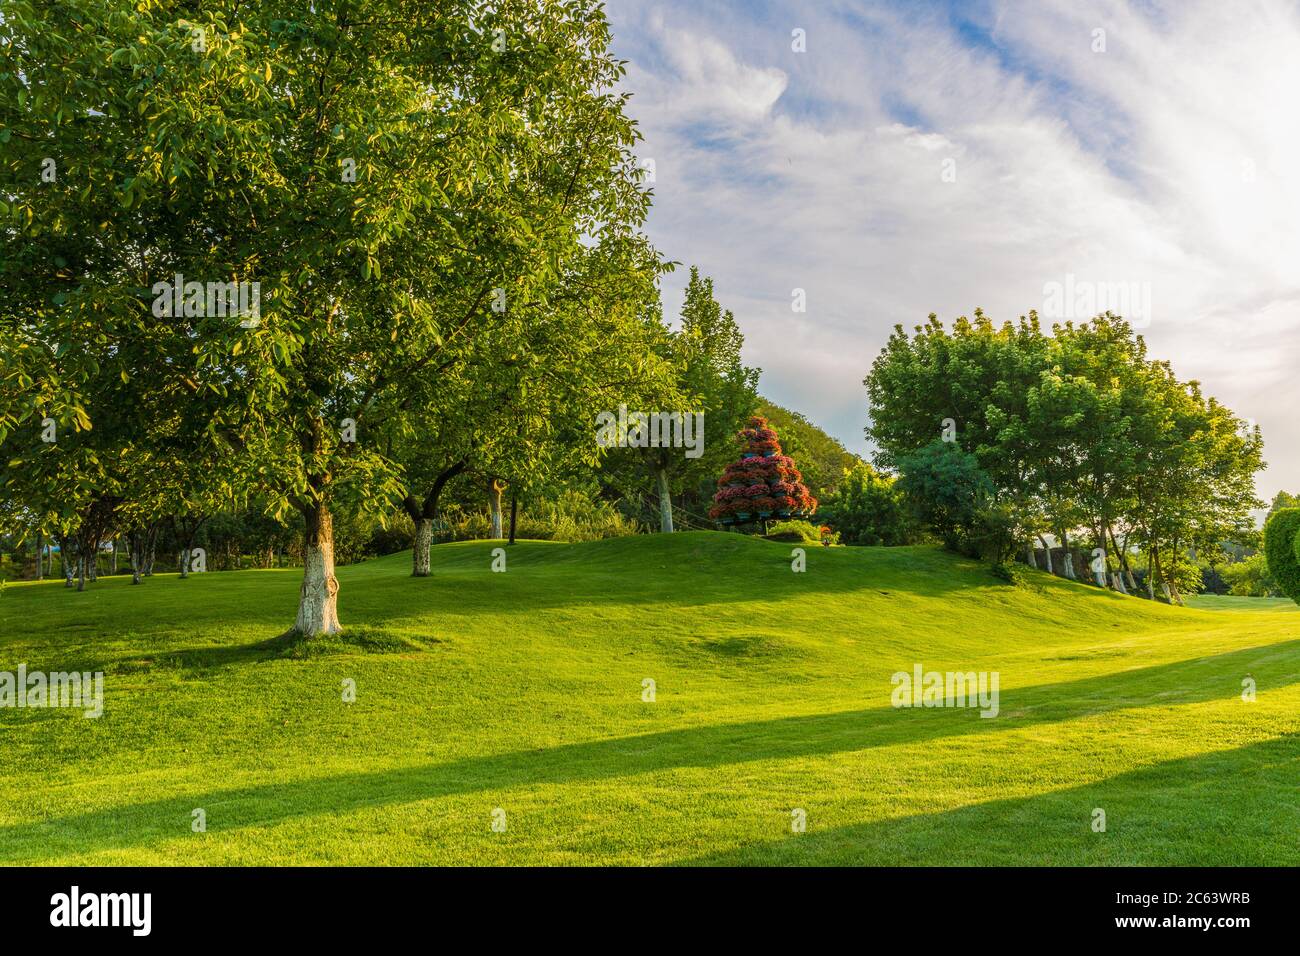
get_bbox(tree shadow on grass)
[3,639,1298,863]
[7,624,438,677]
[678,732,1300,866]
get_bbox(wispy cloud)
[606,0,1300,497]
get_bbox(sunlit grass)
[1,532,1296,865]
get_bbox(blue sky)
[604,0,1300,499]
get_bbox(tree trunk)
[655,463,674,534]
[412,518,433,577]
[179,533,197,579]
[1060,528,1076,579]
[87,538,98,582]
[1167,537,1184,605]
[508,494,518,545]
[1037,534,1054,574]
[488,479,505,538]
[128,531,144,585]
[1107,522,1137,591]
[295,502,341,636]
[1152,545,1174,603]
[406,459,468,577]
[60,536,74,587]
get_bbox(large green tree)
[1,0,653,633]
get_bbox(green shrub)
[896,440,1003,557]
[438,491,642,543]
[764,519,824,545]
[367,513,416,556]
[1220,552,1278,597]
[990,561,1017,583]
[1264,508,1300,603]
[818,462,915,546]
[991,560,1045,592]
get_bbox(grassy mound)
[1,532,1296,865]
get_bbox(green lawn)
[1186,593,1300,612]
[1,532,1297,865]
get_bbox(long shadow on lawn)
[4,639,1298,862]
[679,732,1300,866]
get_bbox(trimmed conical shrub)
[708,416,817,526]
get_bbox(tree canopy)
[0,0,663,632]
[866,311,1264,600]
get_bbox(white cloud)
[642,11,788,122]
[606,0,1300,498]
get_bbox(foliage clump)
[1264,508,1300,603]
[764,519,826,545]
[818,462,914,545]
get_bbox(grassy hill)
[2,532,1297,865]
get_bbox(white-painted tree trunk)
[295,504,341,636]
[488,481,504,538]
[656,465,674,533]
[412,518,433,577]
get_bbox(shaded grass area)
[1,532,1297,865]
